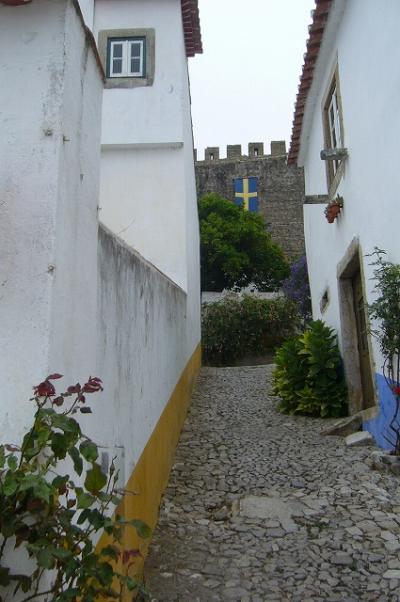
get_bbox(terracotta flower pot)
[325,203,341,223]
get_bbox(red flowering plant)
[0,374,150,601]
[368,249,400,454]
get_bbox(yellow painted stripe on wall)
[96,343,201,597]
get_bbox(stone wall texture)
[195,142,305,261]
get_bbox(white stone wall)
[92,0,201,466]
[179,31,202,355]
[93,0,199,294]
[0,0,200,431]
[0,0,103,445]
[94,0,185,146]
[93,225,189,479]
[300,0,400,444]
[78,0,94,25]
[0,3,201,573]
[0,1,103,594]
[301,0,400,349]
[99,145,188,290]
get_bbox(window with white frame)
[108,38,145,78]
[323,69,344,186]
[327,85,342,175]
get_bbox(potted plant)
[324,196,343,223]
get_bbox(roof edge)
[287,0,333,166]
[181,0,202,57]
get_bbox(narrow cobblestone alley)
[145,366,400,601]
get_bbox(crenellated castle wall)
[195,141,305,261]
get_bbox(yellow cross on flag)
[234,177,258,212]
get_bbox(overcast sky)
[189,0,315,159]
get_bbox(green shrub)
[199,193,290,291]
[202,295,300,366]
[272,320,348,418]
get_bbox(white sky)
[189,0,315,159]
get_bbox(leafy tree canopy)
[199,193,289,291]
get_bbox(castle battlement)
[195,141,287,162]
[195,138,305,260]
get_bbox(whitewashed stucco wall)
[179,38,201,354]
[94,0,185,146]
[94,0,196,291]
[302,0,400,340]
[0,0,201,523]
[93,225,189,480]
[0,2,103,595]
[78,0,94,26]
[92,0,201,468]
[0,0,103,446]
[300,0,400,444]
[99,146,188,290]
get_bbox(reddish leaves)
[82,377,103,394]
[34,381,56,398]
[68,384,81,394]
[34,375,103,400]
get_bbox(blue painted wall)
[363,373,399,449]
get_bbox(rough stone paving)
[145,366,400,601]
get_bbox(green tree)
[199,193,289,291]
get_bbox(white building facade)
[92,0,201,294]
[86,0,203,555]
[288,0,400,447]
[0,0,202,590]
[0,0,104,456]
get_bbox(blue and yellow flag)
[234,177,258,212]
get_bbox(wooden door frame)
[337,238,377,415]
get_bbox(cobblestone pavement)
[144,366,400,601]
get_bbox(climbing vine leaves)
[368,248,400,453]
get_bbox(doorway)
[337,239,376,414]
[351,269,375,409]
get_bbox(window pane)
[336,111,342,147]
[130,42,142,58]
[112,58,123,74]
[108,38,145,78]
[112,43,123,59]
[131,58,141,74]
[334,90,338,107]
